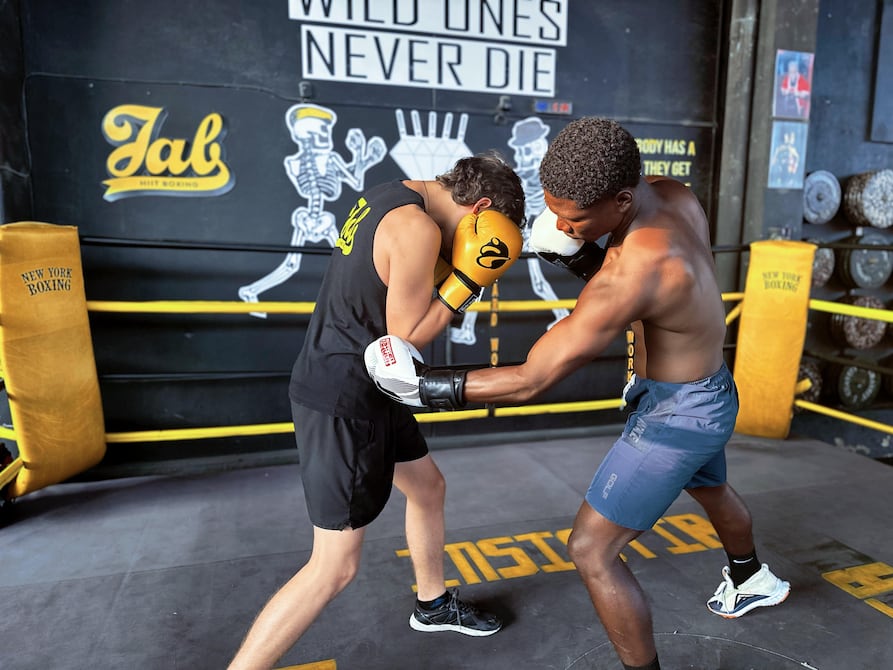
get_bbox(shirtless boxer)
[366,118,789,670]
[228,153,525,670]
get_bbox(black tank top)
[289,181,425,417]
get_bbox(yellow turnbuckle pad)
[734,240,816,438]
[0,222,105,497]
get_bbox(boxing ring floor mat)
[0,432,891,670]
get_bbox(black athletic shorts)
[291,400,429,530]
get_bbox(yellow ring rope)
[0,457,23,489]
[794,399,893,436]
[102,398,627,442]
[8,291,892,454]
[808,298,893,323]
[86,293,746,315]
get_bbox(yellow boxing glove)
[433,256,453,288]
[437,210,523,313]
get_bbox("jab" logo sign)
[101,104,235,201]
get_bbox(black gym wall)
[0,1,729,469]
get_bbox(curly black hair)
[539,117,641,208]
[436,151,526,226]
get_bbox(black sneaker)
[409,589,502,637]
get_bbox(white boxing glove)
[529,208,606,281]
[364,335,469,410]
[364,335,426,407]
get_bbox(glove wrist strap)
[536,241,606,281]
[437,269,484,314]
[420,369,468,410]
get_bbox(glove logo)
[477,237,511,270]
[378,337,397,366]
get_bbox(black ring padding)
[99,371,291,383]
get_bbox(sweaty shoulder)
[650,179,710,244]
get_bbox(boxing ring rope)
[85,291,893,445]
[808,298,893,323]
[6,287,893,453]
[71,237,893,447]
[12,236,893,497]
[791,298,893,435]
[0,454,23,489]
[84,294,743,444]
[793,399,893,436]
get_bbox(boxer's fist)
[529,208,606,281]
[365,335,468,410]
[364,335,427,407]
[437,210,522,313]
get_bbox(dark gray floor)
[1,432,892,670]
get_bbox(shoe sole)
[707,582,792,619]
[409,614,502,637]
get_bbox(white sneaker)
[707,563,790,618]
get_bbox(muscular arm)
[375,207,454,348]
[464,249,656,403]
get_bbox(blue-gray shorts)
[585,363,738,531]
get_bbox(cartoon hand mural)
[390,109,471,180]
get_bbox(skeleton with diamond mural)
[508,116,569,330]
[238,103,386,317]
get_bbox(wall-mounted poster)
[768,120,808,189]
[773,49,814,120]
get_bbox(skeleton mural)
[509,116,570,330]
[388,108,482,345]
[238,104,385,317]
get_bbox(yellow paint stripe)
[276,661,336,670]
[865,597,893,619]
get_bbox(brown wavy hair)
[436,151,526,226]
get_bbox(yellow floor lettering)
[397,519,723,592]
[514,531,576,572]
[661,513,722,549]
[444,541,501,583]
[556,527,656,560]
[650,519,708,554]
[865,597,893,619]
[823,562,893,598]
[476,536,540,579]
[276,660,336,670]
[626,539,658,559]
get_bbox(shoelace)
[447,590,478,624]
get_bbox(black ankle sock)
[417,591,449,610]
[623,654,660,670]
[727,549,760,586]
